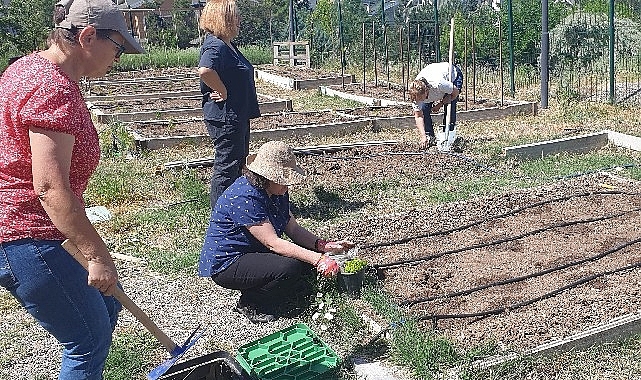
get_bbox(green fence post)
[507,0,515,97]
[609,0,615,104]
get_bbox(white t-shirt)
[412,62,456,111]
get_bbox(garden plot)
[320,82,538,122]
[124,110,371,149]
[336,105,412,118]
[88,93,292,123]
[293,143,641,355]
[255,64,354,90]
[85,74,199,96]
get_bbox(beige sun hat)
[55,0,145,54]
[246,141,306,186]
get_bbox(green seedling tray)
[235,323,339,380]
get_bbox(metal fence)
[305,0,641,105]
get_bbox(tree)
[5,0,53,53]
[549,11,641,73]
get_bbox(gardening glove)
[317,239,356,254]
[316,255,339,277]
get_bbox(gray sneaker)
[451,136,464,152]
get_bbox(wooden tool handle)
[61,240,178,354]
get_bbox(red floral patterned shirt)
[0,53,100,242]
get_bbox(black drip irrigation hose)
[401,236,641,307]
[367,190,632,252]
[340,239,641,353]
[415,241,641,327]
[374,207,640,270]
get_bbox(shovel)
[61,240,204,380]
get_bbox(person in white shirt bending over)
[408,62,463,150]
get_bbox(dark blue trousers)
[205,118,250,207]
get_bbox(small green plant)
[342,257,367,273]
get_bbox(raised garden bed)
[321,83,537,126]
[335,105,412,118]
[124,110,371,149]
[255,64,354,90]
[85,75,199,96]
[89,93,292,123]
[291,142,641,356]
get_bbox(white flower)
[312,312,321,321]
[320,324,328,331]
[318,302,325,310]
[324,312,334,320]
[328,307,337,313]
[316,292,323,298]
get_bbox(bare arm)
[414,109,429,149]
[198,67,227,102]
[246,216,322,266]
[29,127,118,295]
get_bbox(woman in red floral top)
[0,0,144,378]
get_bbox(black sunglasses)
[104,35,126,58]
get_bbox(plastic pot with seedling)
[338,257,367,298]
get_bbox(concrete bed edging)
[442,310,641,379]
[504,130,641,159]
[89,93,292,123]
[130,118,374,150]
[255,68,354,90]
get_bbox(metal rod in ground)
[499,14,504,106]
[399,27,405,99]
[406,23,410,85]
[362,22,366,93]
[338,0,345,89]
[472,23,476,103]
[384,25,390,89]
[417,23,421,69]
[373,20,378,87]
[464,26,468,110]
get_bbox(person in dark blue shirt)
[198,0,260,207]
[199,141,354,323]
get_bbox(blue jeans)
[0,239,121,380]
[205,118,250,207]
[421,65,464,137]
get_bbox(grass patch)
[516,150,641,180]
[362,286,462,380]
[114,45,271,72]
[115,47,199,71]
[104,329,157,380]
[458,334,641,379]
[109,201,209,274]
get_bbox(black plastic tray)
[159,351,251,380]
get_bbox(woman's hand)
[316,255,339,277]
[87,257,119,296]
[321,240,356,254]
[209,90,225,102]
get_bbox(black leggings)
[213,252,314,312]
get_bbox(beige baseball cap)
[55,0,145,54]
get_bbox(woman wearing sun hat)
[0,0,144,378]
[199,141,354,323]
